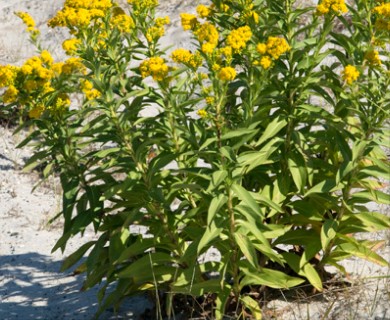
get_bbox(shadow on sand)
[0,252,150,319]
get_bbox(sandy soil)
[0,0,389,319]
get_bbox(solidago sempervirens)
[316,0,348,15]
[342,65,360,84]
[1,1,390,319]
[372,2,390,31]
[255,37,291,69]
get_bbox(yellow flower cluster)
[63,38,82,55]
[110,12,135,33]
[28,104,45,119]
[171,49,203,69]
[373,3,390,17]
[316,0,348,16]
[127,0,158,9]
[226,26,252,52]
[48,0,113,30]
[62,57,86,75]
[15,11,39,34]
[197,5,211,18]
[155,16,170,27]
[21,55,53,79]
[256,37,290,69]
[244,10,259,23]
[342,65,359,84]
[365,50,381,66]
[0,65,18,87]
[218,67,236,81]
[65,0,112,10]
[373,3,390,31]
[197,109,208,118]
[81,79,101,100]
[259,56,272,69]
[195,23,219,54]
[139,57,169,82]
[3,85,19,103]
[47,93,71,115]
[264,37,291,59]
[205,96,214,105]
[145,17,169,43]
[180,13,198,31]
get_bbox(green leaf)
[171,279,225,296]
[238,137,283,173]
[255,116,287,147]
[197,221,223,254]
[61,241,96,271]
[91,147,121,159]
[234,231,259,269]
[339,212,390,234]
[321,219,338,251]
[274,229,318,246]
[240,296,262,320]
[305,179,342,196]
[332,239,389,267]
[221,128,258,140]
[109,228,130,262]
[241,268,305,289]
[231,184,262,219]
[288,152,308,193]
[302,263,323,291]
[118,252,174,278]
[207,170,228,193]
[349,190,390,205]
[207,194,228,226]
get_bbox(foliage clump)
[0,0,389,318]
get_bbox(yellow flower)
[365,50,381,66]
[212,63,221,71]
[226,26,252,52]
[110,12,134,33]
[128,0,158,9]
[195,23,219,45]
[146,26,165,42]
[40,50,54,65]
[140,57,169,82]
[29,103,45,119]
[265,37,290,60]
[62,57,86,75]
[15,11,39,33]
[3,85,19,103]
[171,49,203,69]
[342,65,359,84]
[48,93,71,115]
[197,5,211,18]
[155,16,170,27]
[219,46,232,58]
[0,65,18,87]
[201,42,215,54]
[62,38,81,55]
[218,67,236,81]
[197,109,208,118]
[372,3,390,17]
[180,13,198,31]
[80,79,101,100]
[260,56,272,69]
[256,43,267,55]
[244,10,259,23]
[375,18,390,31]
[316,0,348,16]
[205,96,214,105]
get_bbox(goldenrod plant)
[1,0,389,318]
